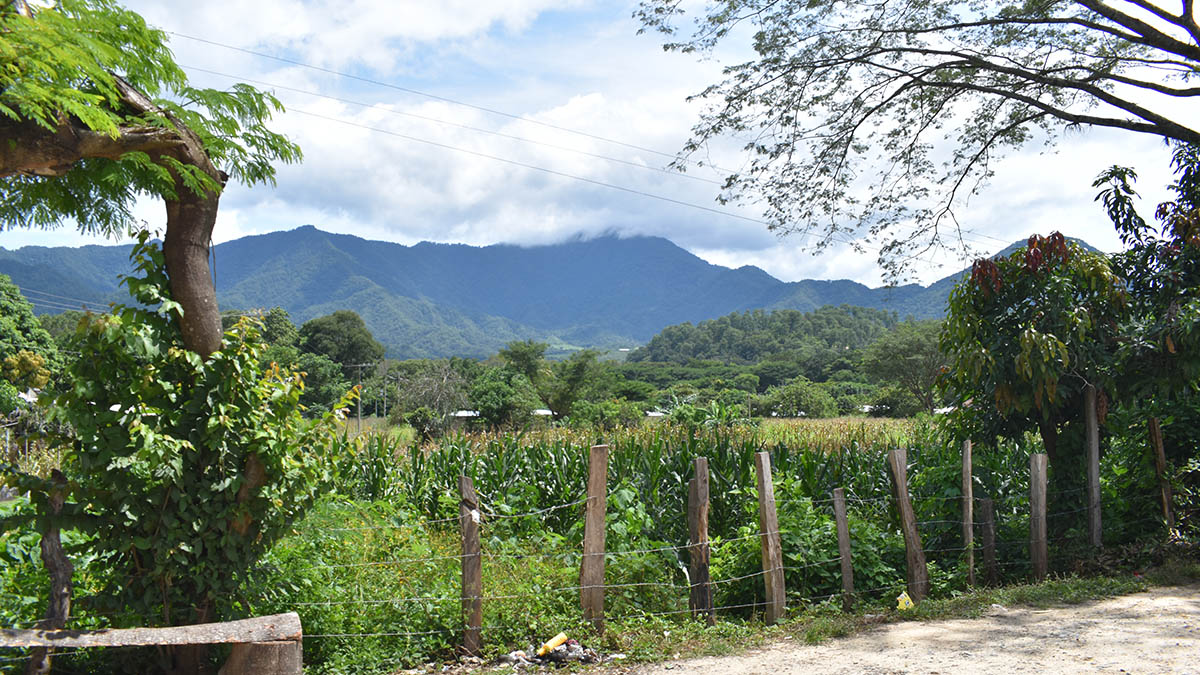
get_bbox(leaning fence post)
[962,439,975,587]
[887,448,929,602]
[1030,453,1049,581]
[1148,417,1174,527]
[980,497,998,585]
[1084,384,1102,549]
[458,475,482,656]
[753,451,785,624]
[581,444,609,632]
[832,487,854,611]
[687,457,714,625]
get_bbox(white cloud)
[4,1,1188,291]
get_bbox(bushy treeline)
[5,286,943,435]
[628,305,898,364]
[343,306,943,433]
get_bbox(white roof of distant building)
[532,409,553,416]
[454,410,480,417]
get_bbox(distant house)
[532,409,553,417]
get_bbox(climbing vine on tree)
[26,233,351,632]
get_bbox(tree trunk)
[113,76,226,358]
[164,189,222,357]
[25,472,72,675]
[0,75,226,357]
[1036,417,1058,465]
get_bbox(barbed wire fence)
[235,444,1168,659]
[1,441,1172,672]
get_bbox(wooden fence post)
[753,452,786,624]
[962,440,975,587]
[581,444,609,632]
[979,497,998,585]
[832,487,854,611]
[687,457,714,625]
[887,448,929,602]
[458,475,482,657]
[1148,417,1174,527]
[26,471,71,675]
[1030,453,1048,581]
[1085,384,1102,549]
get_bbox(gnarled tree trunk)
[0,76,224,357]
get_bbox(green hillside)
[0,226,1048,358]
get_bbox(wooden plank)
[887,448,929,602]
[687,458,714,625]
[458,474,482,656]
[1030,453,1049,581]
[980,497,998,585]
[1085,384,1102,549]
[0,614,302,649]
[219,641,303,675]
[1148,417,1174,527]
[962,439,975,587]
[580,444,609,631]
[832,487,854,611]
[754,452,786,624]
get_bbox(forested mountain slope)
[0,226,1042,357]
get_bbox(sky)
[0,0,1183,286]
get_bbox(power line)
[166,31,729,173]
[181,65,725,187]
[26,298,87,313]
[167,31,1005,265]
[289,107,964,269]
[287,107,775,228]
[17,286,103,307]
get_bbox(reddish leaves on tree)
[1023,232,1071,274]
[971,259,1001,294]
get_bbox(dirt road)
[625,585,1200,674]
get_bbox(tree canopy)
[939,233,1126,461]
[0,0,299,354]
[861,320,945,414]
[1096,143,1200,399]
[629,305,897,365]
[0,273,58,384]
[299,310,385,375]
[636,0,1200,275]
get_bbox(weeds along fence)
[233,422,1170,670]
[2,421,1171,672]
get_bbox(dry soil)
[619,585,1200,674]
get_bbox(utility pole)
[356,363,363,436]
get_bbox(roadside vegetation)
[0,3,1196,670]
[2,193,1198,671]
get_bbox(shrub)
[18,233,350,631]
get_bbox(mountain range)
[1,226,1013,358]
